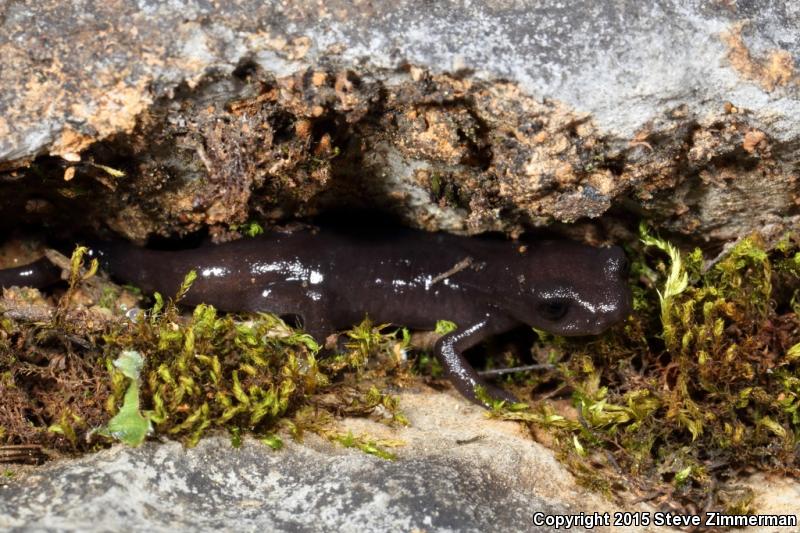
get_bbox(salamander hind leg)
[434,313,520,406]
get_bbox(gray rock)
[2,387,795,533]
[0,439,562,532]
[0,1,797,239]
[0,392,641,533]
[1,1,797,157]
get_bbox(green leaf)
[230,427,242,448]
[244,221,264,237]
[640,223,689,303]
[89,162,126,178]
[176,270,198,302]
[573,435,586,457]
[97,350,152,446]
[115,349,144,379]
[758,416,787,438]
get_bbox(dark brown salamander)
[0,258,61,290]
[0,228,632,405]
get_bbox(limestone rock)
[0,1,797,240]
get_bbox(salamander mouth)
[557,321,612,337]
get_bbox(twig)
[478,363,555,377]
[429,257,473,286]
[0,444,45,464]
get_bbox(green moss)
[413,351,443,378]
[105,298,327,446]
[98,287,120,310]
[434,320,457,335]
[331,429,402,460]
[2,228,799,513]
[429,173,442,198]
[427,173,469,208]
[492,226,800,512]
[1,250,410,455]
[230,220,265,237]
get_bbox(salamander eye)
[537,299,570,321]
[605,247,630,277]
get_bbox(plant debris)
[0,250,410,457]
[1,228,799,515]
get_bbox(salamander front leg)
[434,314,519,406]
[243,288,334,347]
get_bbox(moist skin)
[1,228,632,405]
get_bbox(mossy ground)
[0,249,411,461]
[493,226,800,513]
[1,229,799,515]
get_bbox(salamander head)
[512,241,632,336]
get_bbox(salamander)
[0,258,61,290]
[0,228,632,405]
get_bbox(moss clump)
[0,254,409,455]
[103,291,327,447]
[495,226,800,512]
[2,227,799,514]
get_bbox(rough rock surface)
[0,1,797,241]
[1,3,799,528]
[3,391,798,532]
[0,391,667,533]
